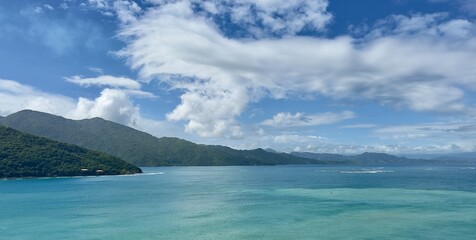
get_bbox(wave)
[140,172,165,176]
[340,169,395,174]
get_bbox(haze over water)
[1,165,476,240]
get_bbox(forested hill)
[0,110,318,166]
[1,110,444,167]
[0,126,142,178]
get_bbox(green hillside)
[0,110,316,166]
[0,126,142,178]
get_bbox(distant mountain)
[0,110,317,166]
[0,126,142,178]
[291,152,351,163]
[433,152,476,160]
[349,152,430,165]
[291,151,449,165]
[264,148,279,153]
[402,152,476,162]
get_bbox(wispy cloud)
[262,111,355,127]
[428,0,476,16]
[88,67,104,74]
[375,121,476,139]
[340,124,377,129]
[65,75,142,89]
[373,120,476,152]
[0,79,76,117]
[12,5,108,55]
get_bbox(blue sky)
[1,0,476,154]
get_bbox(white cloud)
[113,0,142,23]
[363,13,475,40]
[373,120,476,152]
[375,121,476,139]
[69,88,140,125]
[0,79,145,127]
[224,0,332,37]
[116,4,476,137]
[0,79,76,116]
[165,83,247,138]
[65,75,157,98]
[65,75,142,89]
[88,67,104,74]
[83,0,142,23]
[3,79,474,154]
[262,111,355,127]
[0,79,197,143]
[142,0,332,38]
[123,89,158,99]
[273,134,326,144]
[428,0,476,16]
[340,124,377,129]
[43,4,54,11]
[33,6,44,13]
[19,6,107,55]
[293,142,472,155]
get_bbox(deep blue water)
[1,165,476,239]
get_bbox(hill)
[0,126,142,178]
[0,110,316,166]
[291,152,445,165]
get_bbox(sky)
[1,0,476,154]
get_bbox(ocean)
[1,165,475,239]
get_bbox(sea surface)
[1,165,476,239]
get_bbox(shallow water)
[1,165,475,239]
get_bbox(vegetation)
[2,110,446,167]
[0,110,318,166]
[0,126,142,178]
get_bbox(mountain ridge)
[3,110,469,166]
[0,110,318,166]
[290,151,475,165]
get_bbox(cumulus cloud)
[262,111,355,127]
[69,88,140,125]
[65,75,142,89]
[115,2,476,137]
[0,79,143,126]
[165,82,247,138]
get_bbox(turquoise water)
[1,165,476,239]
